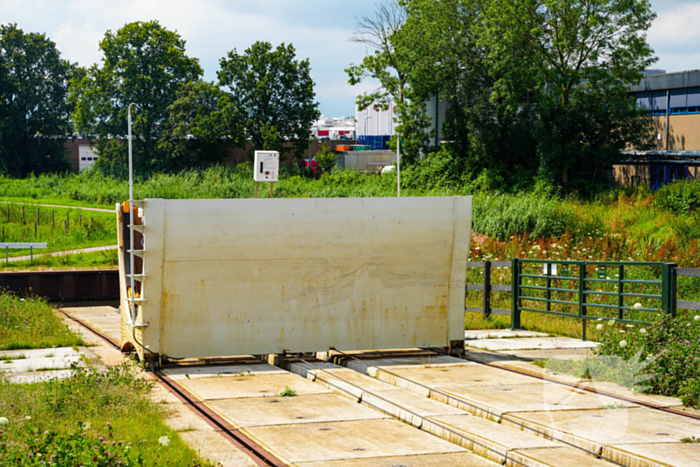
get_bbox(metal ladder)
[125,199,148,328]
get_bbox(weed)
[0,293,86,350]
[681,436,700,443]
[0,354,26,361]
[280,386,297,397]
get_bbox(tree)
[346,1,431,161]
[482,0,657,188]
[69,21,202,177]
[217,42,319,161]
[156,80,231,172]
[0,24,73,177]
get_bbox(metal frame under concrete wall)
[117,197,472,361]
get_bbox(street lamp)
[127,102,138,322]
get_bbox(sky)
[2,0,698,118]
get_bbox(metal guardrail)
[1,242,47,265]
[466,260,700,326]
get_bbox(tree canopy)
[350,0,657,193]
[0,23,73,176]
[218,41,320,161]
[69,21,203,177]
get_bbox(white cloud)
[648,1,700,72]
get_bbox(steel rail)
[57,308,288,467]
[330,349,629,467]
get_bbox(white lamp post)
[127,103,138,322]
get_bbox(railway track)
[59,308,288,467]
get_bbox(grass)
[0,354,26,361]
[0,248,118,272]
[280,386,297,397]
[0,293,87,351]
[0,360,216,466]
[0,202,116,258]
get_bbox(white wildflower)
[626,324,634,328]
[695,315,700,321]
[607,319,616,326]
[25,416,31,420]
[82,422,91,431]
[639,329,647,334]
[633,303,642,310]
[0,417,8,425]
[158,436,170,447]
[596,324,604,331]
[620,340,628,348]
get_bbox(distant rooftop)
[629,69,700,93]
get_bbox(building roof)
[629,69,700,93]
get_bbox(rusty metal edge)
[58,308,289,467]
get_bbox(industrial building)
[613,69,700,188]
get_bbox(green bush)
[655,181,700,214]
[473,185,575,240]
[593,313,700,407]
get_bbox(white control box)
[253,151,279,182]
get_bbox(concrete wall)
[118,197,471,360]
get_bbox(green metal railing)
[511,258,677,340]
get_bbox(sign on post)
[253,151,279,199]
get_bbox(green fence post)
[579,262,587,341]
[662,263,678,317]
[511,257,521,330]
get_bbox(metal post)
[270,182,273,199]
[483,261,492,319]
[397,134,401,197]
[618,265,624,320]
[30,246,33,266]
[127,102,138,323]
[662,263,678,317]
[255,182,258,199]
[579,263,587,341]
[510,258,521,329]
[546,263,552,313]
[5,246,7,264]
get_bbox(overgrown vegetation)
[0,293,86,350]
[0,249,118,272]
[0,360,216,466]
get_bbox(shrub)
[655,180,700,214]
[473,184,575,240]
[592,313,700,406]
[314,143,338,174]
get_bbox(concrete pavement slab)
[207,393,386,427]
[243,419,465,463]
[345,355,473,373]
[436,382,637,418]
[385,364,539,389]
[502,348,594,360]
[296,452,499,466]
[427,414,559,464]
[505,407,700,454]
[178,430,258,467]
[164,363,287,381]
[177,372,331,401]
[465,330,549,340]
[508,447,619,467]
[604,442,700,467]
[7,369,73,383]
[467,337,598,352]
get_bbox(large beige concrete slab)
[506,407,700,454]
[467,337,597,352]
[465,330,549,340]
[287,361,404,397]
[436,382,637,418]
[178,430,258,467]
[177,373,331,401]
[244,419,465,463]
[207,393,387,427]
[164,363,287,381]
[508,447,618,467]
[502,347,594,360]
[383,364,538,388]
[603,442,700,467]
[345,354,474,373]
[431,414,559,462]
[122,197,471,360]
[296,452,499,466]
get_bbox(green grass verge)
[0,202,116,258]
[0,293,87,350]
[0,361,216,466]
[0,248,118,272]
